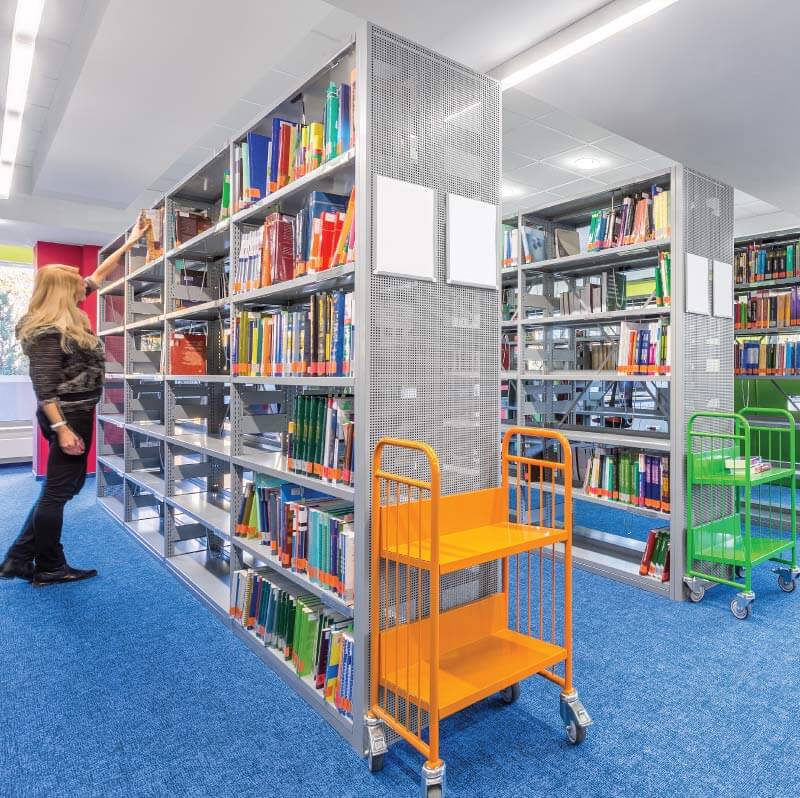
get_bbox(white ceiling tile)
[594,134,662,163]
[510,160,586,192]
[637,155,676,172]
[734,203,758,220]
[35,39,70,81]
[593,163,658,186]
[734,188,760,205]
[551,177,606,199]
[241,69,303,109]
[26,73,58,108]
[192,125,234,152]
[502,88,556,121]
[503,107,532,134]
[504,121,582,160]
[519,190,570,213]
[21,105,49,133]
[501,178,538,203]
[217,100,264,134]
[39,0,86,45]
[502,148,536,173]
[738,199,782,217]
[544,144,627,176]
[536,109,610,144]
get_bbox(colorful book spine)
[735,240,799,285]
[617,320,671,376]
[639,528,670,581]
[583,447,669,514]
[586,187,669,252]
[735,335,800,376]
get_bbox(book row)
[234,76,354,212]
[558,272,626,316]
[735,241,799,284]
[287,393,355,487]
[235,477,354,605]
[735,337,800,376]
[734,287,800,330]
[233,190,355,293]
[231,290,353,378]
[502,225,546,266]
[230,568,354,719]
[587,187,670,251]
[639,528,670,581]
[618,321,671,376]
[582,448,670,514]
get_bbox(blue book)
[338,83,351,154]
[246,132,269,201]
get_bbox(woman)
[0,215,150,586]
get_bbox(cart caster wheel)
[368,753,384,773]
[500,683,520,704]
[687,584,705,603]
[730,597,752,620]
[425,786,443,798]
[777,574,796,593]
[566,720,588,745]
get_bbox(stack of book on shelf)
[558,272,626,316]
[639,527,670,582]
[735,336,800,376]
[617,320,670,376]
[230,567,354,718]
[169,332,207,375]
[235,477,354,604]
[583,448,670,513]
[142,208,165,263]
[287,393,354,487]
[233,75,355,213]
[231,290,353,378]
[734,287,800,329]
[586,186,670,252]
[724,456,772,478]
[735,241,798,284]
[576,340,618,371]
[502,225,547,267]
[172,208,214,247]
[233,189,355,293]
[654,251,671,306]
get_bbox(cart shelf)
[380,594,566,718]
[691,466,795,487]
[693,530,793,567]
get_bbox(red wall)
[32,242,101,477]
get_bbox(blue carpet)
[1,463,798,798]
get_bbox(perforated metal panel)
[679,169,735,577]
[367,26,501,496]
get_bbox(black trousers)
[7,408,95,571]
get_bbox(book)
[287,393,354,486]
[735,334,800,376]
[169,332,206,375]
[734,287,800,330]
[586,187,670,252]
[231,290,354,378]
[583,447,669,514]
[735,240,799,284]
[639,528,670,581]
[234,477,355,604]
[230,567,353,711]
[617,320,671,376]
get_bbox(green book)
[787,243,795,277]
[220,169,231,218]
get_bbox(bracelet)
[50,421,68,430]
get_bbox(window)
[0,261,33,376]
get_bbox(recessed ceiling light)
[574,156,602,171]
[500,0,680,90]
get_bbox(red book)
[169,333,206,375]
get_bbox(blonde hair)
[16,264,99,352]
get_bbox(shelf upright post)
[351,21,371,756]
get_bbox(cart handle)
[501,425,572,491]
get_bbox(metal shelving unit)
[96,26,502,785]
[502,167,734,599]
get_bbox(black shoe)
[32,564,98,586]
[0,557,34,581]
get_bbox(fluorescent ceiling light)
[573,156,602,170]
[501,0,679,91]
[0,0,45,199]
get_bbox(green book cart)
[684,408,798,619]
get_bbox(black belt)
[59,389,102,402]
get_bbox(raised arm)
[89,213,151,287]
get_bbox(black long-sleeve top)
[19,278,105,413]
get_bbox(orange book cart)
[366,427,591,796]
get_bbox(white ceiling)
[0,0,798,245]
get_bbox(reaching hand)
[126,211,151,246]
[56,426,85,456]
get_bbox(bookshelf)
[502,167,734,599]
[95,23,501,782]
